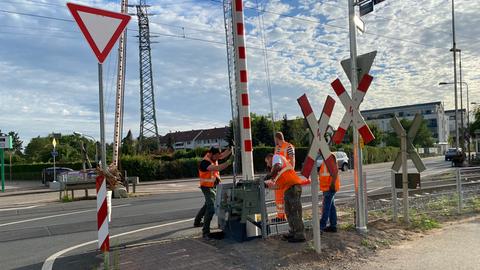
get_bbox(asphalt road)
[0,156,452,270]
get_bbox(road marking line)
[0,204,131,228]
[41,218,194,270]
[0,204,45,212]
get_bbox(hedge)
[3,162,86,181]
[6,146,405,181]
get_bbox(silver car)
[316,151,350,172]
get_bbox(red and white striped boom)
[232,0,254,180]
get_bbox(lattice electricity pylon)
[135,0,160,152]
[223,0,241,172]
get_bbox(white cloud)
[0,0,479,145]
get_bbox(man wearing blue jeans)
[319,158,340,232]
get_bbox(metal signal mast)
[112,0,128,167]
[222,0,241,172]
[135,0,160,152]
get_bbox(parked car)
[316,151,350,171]
[445,148,462,161]
[41,167,74,186]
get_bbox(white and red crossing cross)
[298,94,339,180]
[331,74,375,145]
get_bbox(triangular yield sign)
[67,2,131,63]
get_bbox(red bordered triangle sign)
[67,2,131,63]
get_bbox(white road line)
[41,218,194,270]
[0,204,45,212]
[0,204,131,228]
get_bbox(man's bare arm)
[219,148,232,160]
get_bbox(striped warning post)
[232,0,254,180]
[297,94,338,180]
[331,75,375,145]
[96,175,109,252]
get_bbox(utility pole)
[134,0,161,152]
[112,0,128,167]
[348,0,367,233]
[451,0,459,150]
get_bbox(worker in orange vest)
[273,132,295,221]
[264,153,306,242]
[194,147,232,239]
[318,156,340,233]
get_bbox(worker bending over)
[273,132,295,221]
[195,147,232,239]
[319,156,340,233]
[265,153,306,242]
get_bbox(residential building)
[361,102,449,151]
[445,109,467,142]
[159,127,229,150]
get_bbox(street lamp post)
[73,132,99,165]
[451,0,460,151]
[439,81,470,162]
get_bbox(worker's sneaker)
[287,237,306,243]
[193,222,204,228]
[324,226,337,233]
[202,233,212,240]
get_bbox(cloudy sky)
[0,0,478,144]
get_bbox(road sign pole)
[348,0,367,233]
[1,149,4,192]
[401,130,409,225]
[311,166,321,254]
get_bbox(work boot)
[324,226,337,233]
[202,233,212,240]
[281,233,294,241]
[288,237,306,243]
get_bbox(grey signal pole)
[348,0,367,233]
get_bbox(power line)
[0,9,73,23]
[206,0,468,50]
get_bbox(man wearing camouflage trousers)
[264,153,306,242]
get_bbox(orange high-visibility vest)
[272,155,303,191]
[275,141,294,166]
[274,142,295,219]
[199,156,220,188]
[319,162,340,192]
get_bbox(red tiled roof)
[160,127,228,144]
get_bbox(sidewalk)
[60,217,480,270]
[359,218,480,270]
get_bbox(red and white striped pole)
[96,175,109,252]
[232,0,254,180]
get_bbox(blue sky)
[0,0,479,144]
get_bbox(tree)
[280,114,294,142]
[252,114,274,146]
[7,131,23,153]
[121,130,136,156]
[385,119,434,147]
[367,124,384,146]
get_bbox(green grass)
[339,223,355,231]
[61,195,73,203]
[470,197,480,212]
[410,214,441,231]
[360,238,376,250]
